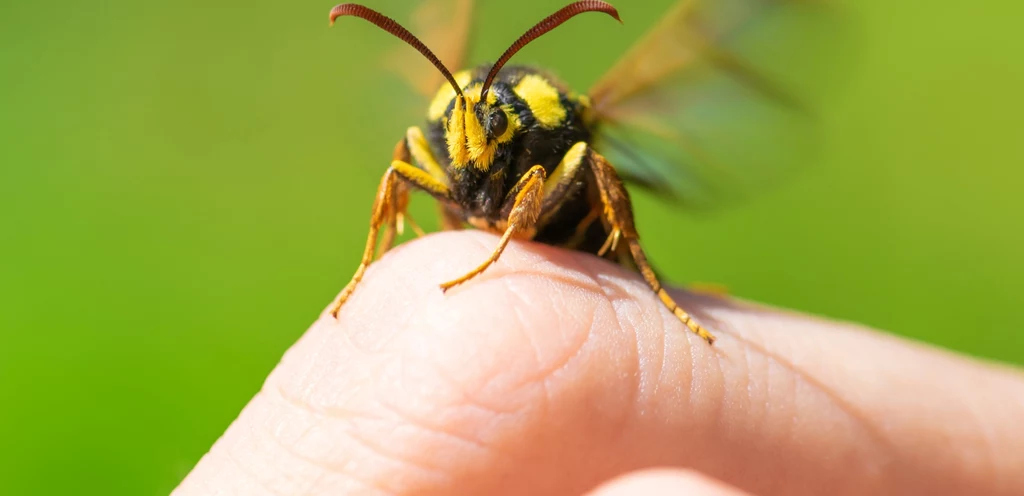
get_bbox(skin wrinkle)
[695,330,728,481]
[778,357,799,464]
[225,423,288,496]
[378,383,499,463]
[273,382,386,424]
[337,309,386,359]
[456,272,602,455]
[262,391,375,482]
[324,456,401,496]
[264,389,420,486]
[659,303,843,489]
[342,418,454,483]
[572,261,707,471]
[664,299,711,424]
[506,285,563,460]
[424,362,524,417]
[741,339,757,432]
[263,389,329,465]
[390,322,501,417]
[598,285,645,441]
[448,266,605,392]
[506,284,557,426]
[649,296,668,405]
[390,308,523,418]
[560,282,605,355]
[763,353,785,452]
[729,305,1019,493]
[578,258,671,417]
[303,470,333,496]
[272,331,323,400]
[430,281,583,416]
[507,276,596,385]
[960,383,998,490]
[507,284,547,376]
[344,418,452,491]
[337,238,438,354]
[996,394,1024,493]
[584,290,642,448]
[722,324,898,456]
[266,323,471,492]
[375,381,497,453]
[300,386,453,493]
[264,412,362,496]
[707,314,889,490]
[247,397,306,496]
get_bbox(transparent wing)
[589,0,850,208]
[385,0,476,98]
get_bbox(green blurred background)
[2,0,1022,494]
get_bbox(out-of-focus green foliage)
[1,0,1021,494]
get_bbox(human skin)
[172,231,1024,496]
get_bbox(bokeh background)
[2,0,1022,494]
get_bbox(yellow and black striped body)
[425,64,608,250]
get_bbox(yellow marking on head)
[428,70,473,121]
[514,75,567,128]
[444,83,516,171]
[446,96,470,167]
[461,84,491,168]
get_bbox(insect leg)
[329,139,452,318]
[586,148,716,344]
[405,126,462,233]
[439,165,547,292]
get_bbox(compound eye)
[488,110,509,139]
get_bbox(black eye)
[488,110,509,138]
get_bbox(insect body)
[326,0,824,344]
[424,65,603,253]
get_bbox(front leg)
[329,136,452,318]
[440,143,592,292]
[439,165,548,292]
[586,148,716,344]
[406,126,464,232]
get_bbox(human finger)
[173,231,1024,496]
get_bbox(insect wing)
[589,0,847,208]
[385,0,476,98]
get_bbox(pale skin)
[173,232,1024,496]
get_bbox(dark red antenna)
[480,1,621,102]
[329,4,465,98]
